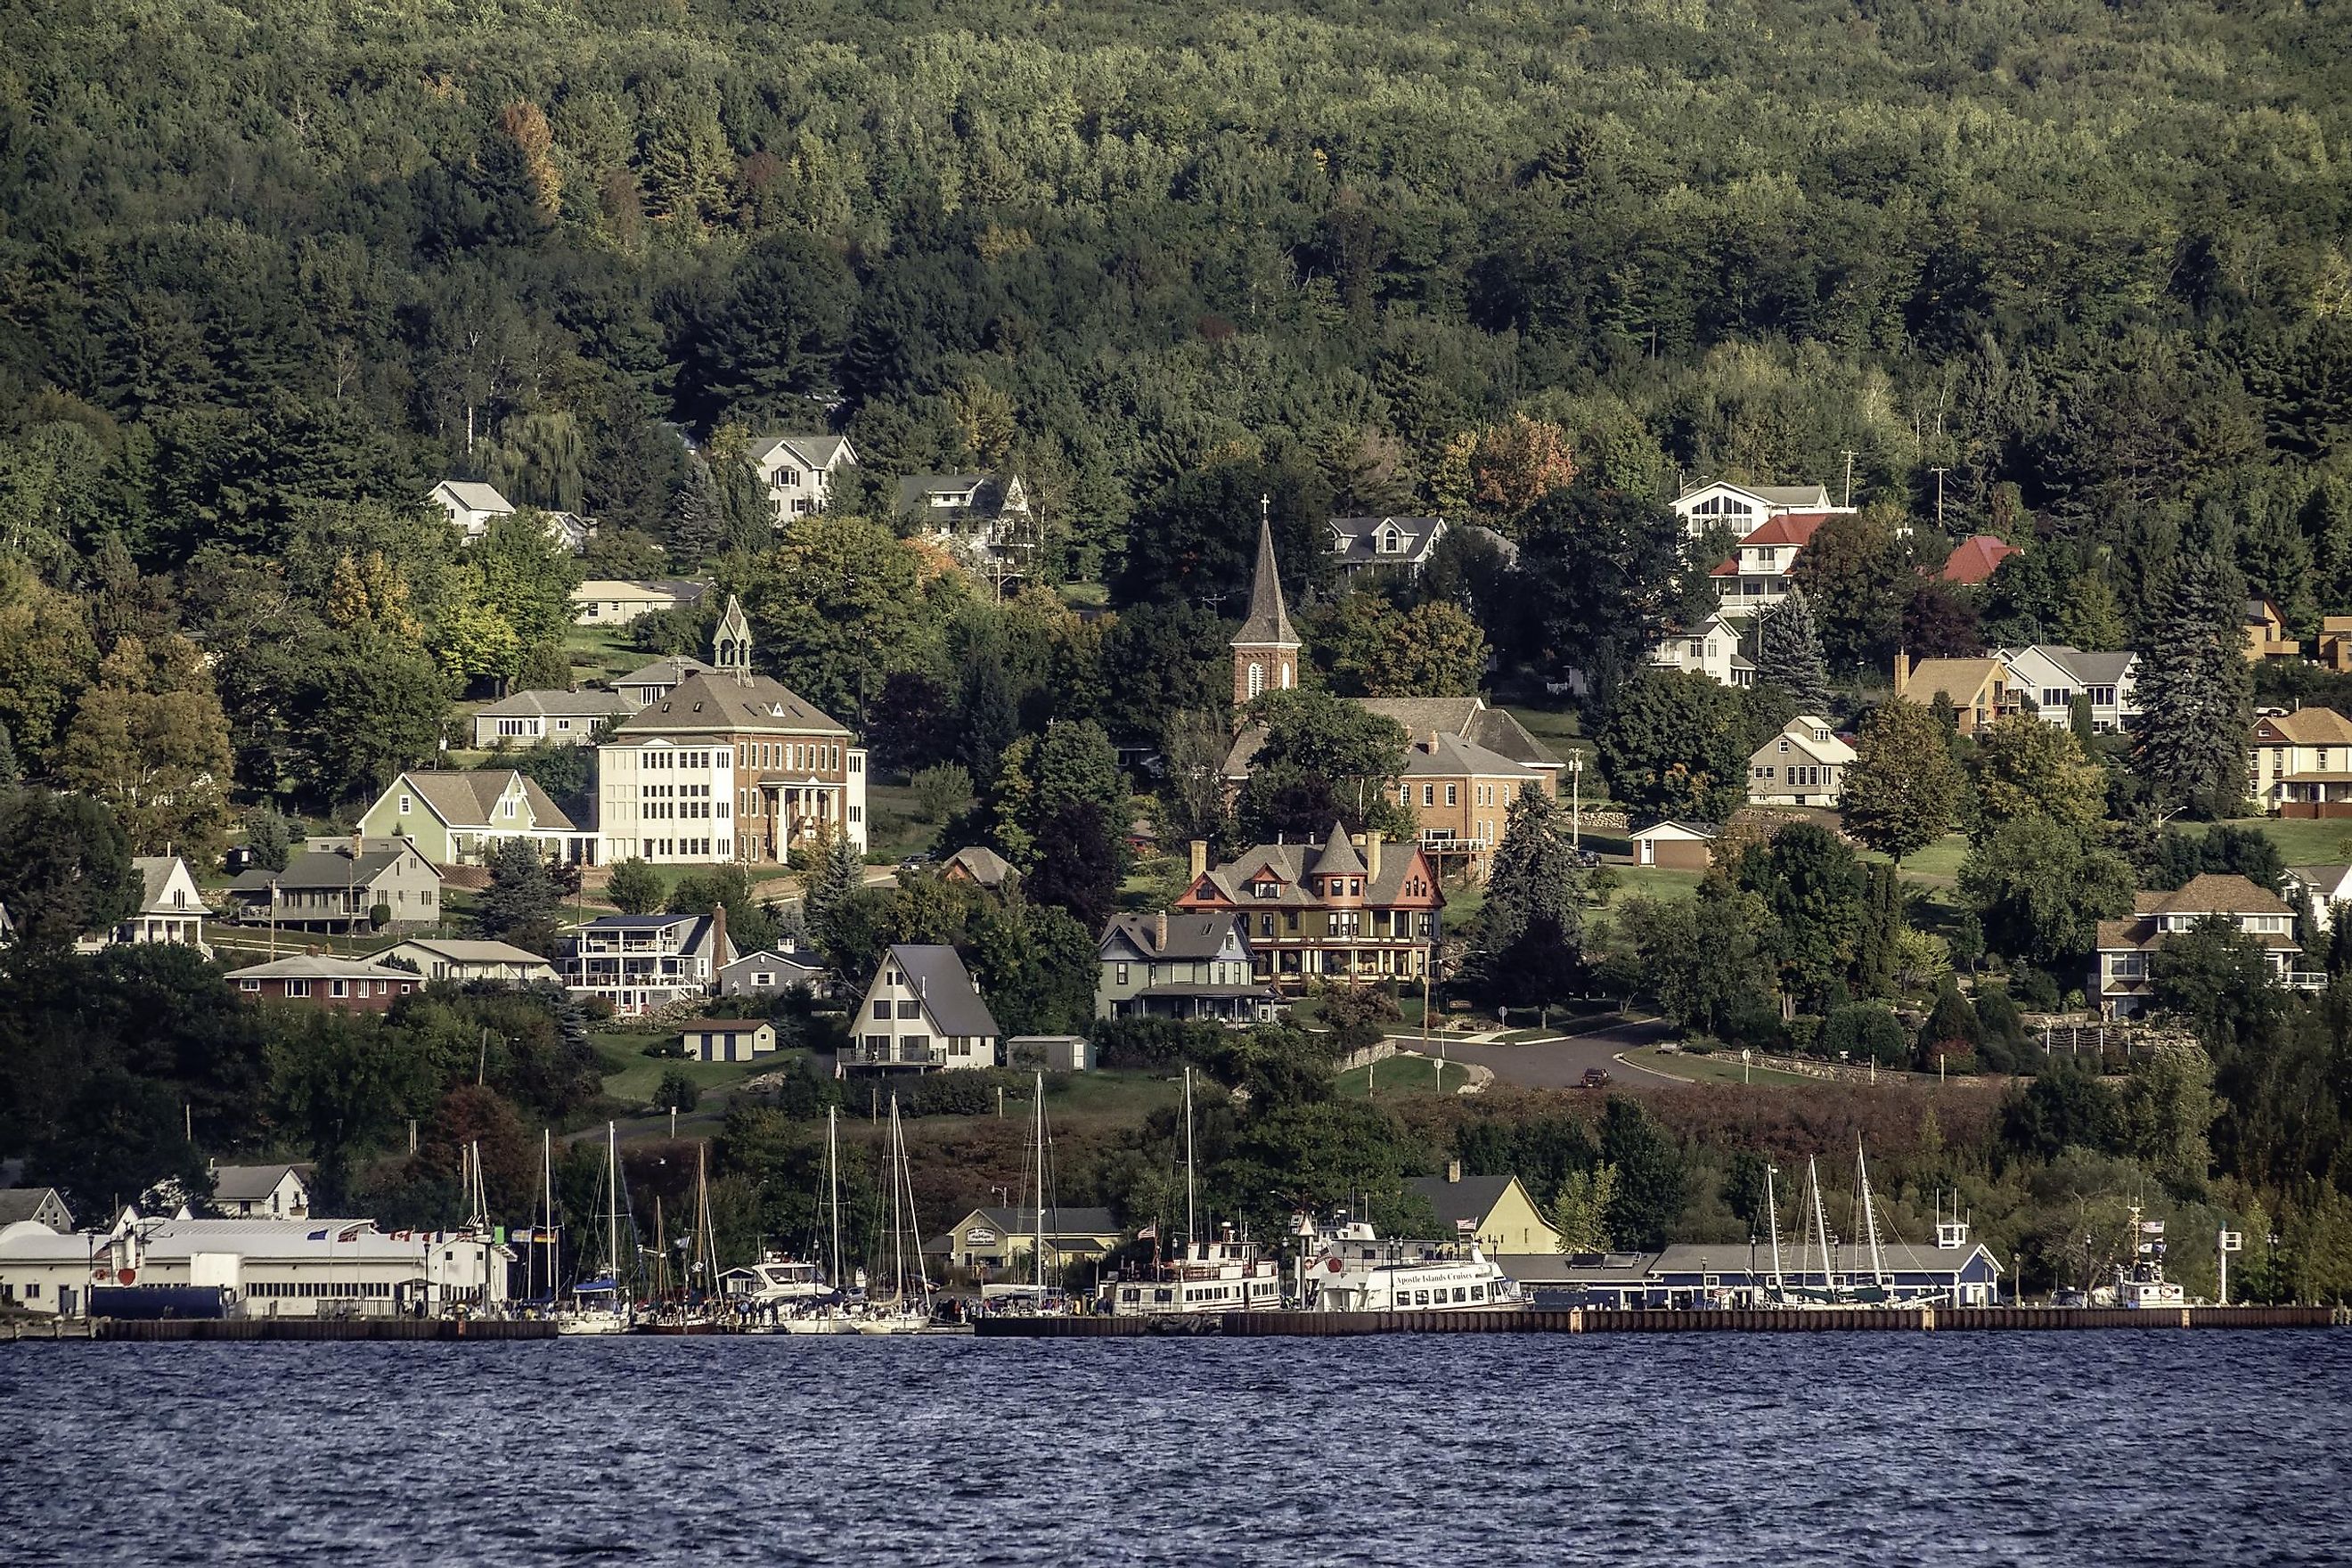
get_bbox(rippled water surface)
[4,1331,2348,1564]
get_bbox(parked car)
[1572,847,1602,869]
[1580,1067,1611,1089]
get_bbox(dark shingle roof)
[888,944,999,1038]
[613,672,849,738]
[1232,516,1300,647]
[1405,1173,1522,1229]
[1099,912,1244,962]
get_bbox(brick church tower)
[1230,501,1301,715]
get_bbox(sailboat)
[756,1106,858,1333]
[1104,1066,1283,1317]
[853,1095,933,1334]
[641,1143,725,1333]
[1768,1144,1900,1309]
[557,1122,633,1335]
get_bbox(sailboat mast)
[1033,1071,1047,1300]
[886,1094,905,1297]
[1808,1156,1833,1294]
[826,1104,842,1291]
[605,1121,622,1294]
[1183,1066,1197,1254]
[1765,1164,1784,1291]
[1858,1140,1888,1288]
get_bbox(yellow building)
[1405,1167,1560,1254]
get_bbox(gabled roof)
[210,1163,311,1203]
[615,656,716,689]
[962,1206,1121,1237]
[1899,657,2011,706]
[1181,827,1440,910]
[2006,646,2138,689]
[942,845,1017,886]
[573,579,708,601]
[678,1017,774,1032]
[748,434,854,470]
[131,856,196,913]
[578,913,706,931]
[1629,821,1719,841]
[1942,535,2021,585]
[474,689,640,720]
[882,944,999,1038]
[226,956,420,982]
[1740,513,1833,549]
[228,843,435,894]
[897,472,1019,517]
[1328,515,1446,565]
[1759,717,1856,765]
[1401,730,1539,780]
[1099,912,1245,962]
[1233,514,1300,648]
[1404,1173,1527,1229]
[721,947,825,975]
[1678,480,1836,510]
[1355,698,1558,768]
[434,480,513,515]
[612,672,850,738]
[396,770,578,834]
[0,1188,69,1229]
[2255,707,2352,746]
[385,938,553,967]
[2133,874,2290,918]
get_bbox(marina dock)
[12,1318,563,1343]
[979,1304,2340,1337]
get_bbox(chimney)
[1446,1159,1462,1183]
[1427,729,1441,755]
[1154,912,1168,952]
[1893,649,1910,698]
[1188,838,1209,880]
[349,829,363,861]
[709,900,731,967]
[1365,833,1382,879]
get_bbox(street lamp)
[1567,754,1585,850]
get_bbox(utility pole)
[1840,450,1858,509]
[1929,467,1949,533]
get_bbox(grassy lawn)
[1605,864,1703,903]
[863,780,950,862]
[1620,1045,1814,1087]
[1337,1053,1472,1097]
[562,624,653,683]
[2188,816,2352,866]
[1858,831,1971,886]
[598,1036,793,1107]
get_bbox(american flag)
[1137,1223,1157,1241]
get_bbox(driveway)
[1396,1017,1679,1089]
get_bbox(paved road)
[1401,1017,1679,1089]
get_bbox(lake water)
[4,1331,2347,1564]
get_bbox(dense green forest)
[4,0,2352,1298]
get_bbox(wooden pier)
[78,1318,557,1343]
[978,1304,2340,1338]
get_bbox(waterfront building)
[930,1206,1123,1275]
[0,1187,73,1234]
[1405,1165,1561,1255]
[1503,1236,2006,1309]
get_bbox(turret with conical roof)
[1231,498,1300,712]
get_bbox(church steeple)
[714,593,754,682]
[1230,497,1300,712]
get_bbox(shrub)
[1821,1003,1908,1066]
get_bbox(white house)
[1707,514,1832,620]
[1328,515,1448,576]
[470,689,640,748]
[208,1163,313,1221]
[556,911,733,1017]
[845,944,1000,1073]
[378,938,559,986]
[748,435,857,522]
[0,1187,73,1234]
[1996,646,2142,733]
[2283,865,2352,935]
[895,472,1033,569]
[613,656,715,706]
[428,480,591,554]
[1747,716,1855,807]
[110,856,209,954]
[1670,478,1852,541]
[570,579,710,626]
[1649,614,1754,689]
[2095,874,2309,1017]
[717,947,828,999]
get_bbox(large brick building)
[595,596,869,864]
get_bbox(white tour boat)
[1299,1217,1521,1313]
[2112,1206,2186,1308]
[1105,1070,1283,1318]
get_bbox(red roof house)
[1941,535,2021,585]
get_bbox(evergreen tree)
[476,839,562,952]
[1466,782,1587,1006]
[1754,586,1833,715]
[1025,798,1120,932]
[668,453,729,567]
[2130,550,2255,816]
[955,651,1021,788]
[802,831,863,968]
[0,721,20,796]
[243,804,294,872]
[1851,862,1900,999]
